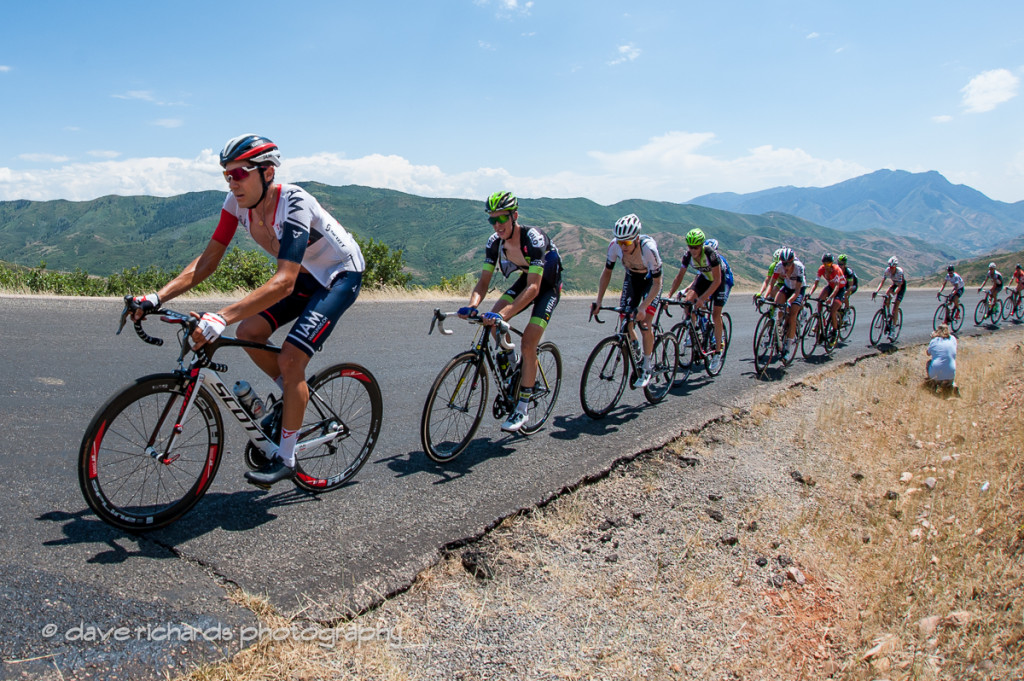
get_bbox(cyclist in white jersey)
[128,134,365,487]
[978,263,1004,308]
[592,214,663,388]
[872,257,906,331]
[773,248,806,354]
[938,264,965,310]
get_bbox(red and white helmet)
[219,134,281,167]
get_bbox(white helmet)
[988,262,997,269]
[613,214,642,240]
[773,248,783,260]
[887,256,899,268]
[706,238,719,251]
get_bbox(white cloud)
[18,153,71,163]
[113,90,156,102]
[806,32,819,39]
[0,65,11,72]
[0,132,872,205]
[932,115,953,124]
[476,0,533,17]
[153,118,183,128]
[478,40,495,50]
[961,68,1019,113]
[609,43,641,66]
[88,150,122,159]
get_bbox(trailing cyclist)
[458,191,563,433]
[837,254,858,311]
[773,248,807,356]
[128,134,365,488]
[667,228,727,373]
[805,252,846,334]
[1010,264,1024,296]
[755,248,784,304]
[938,263,965,314]
[592,214,663,388]
[872,256,906,335]
[978,262,1003,310]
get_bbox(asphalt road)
[0,290,1014,679]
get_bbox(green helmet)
[685,228,706,247]
[837,253,848,265]
[485,191,518,213]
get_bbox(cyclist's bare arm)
[668,267,687,298]
[465,269,494,312]
[594,266,614,308]
[132,240,228,321]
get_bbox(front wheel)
[518,342,562,435]
[800,313,821,358]
[932,303,946,331]
[580,337,627,419]
[420,352,488,463]
[78,374,224,532]
[974,298,989,326]
[753,319,779,376]
[1001,295,1015,321]
[869,308,886,346]
[644,333,678,403]
[839,305,856,341]
[889,308,904,341]
[292,363,383,492]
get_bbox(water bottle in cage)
[497,348,515,377]
[232,380,266,419]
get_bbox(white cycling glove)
[132,292,160,312]
[196,312,227,343]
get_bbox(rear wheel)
[580,337,627,419]
[518,342,562,435]
[420,352,487,463]
[292,363,382,492]
[704,312,731,377]
[890,308,904,340]
[644,333,678,403]
[839,305,856,341]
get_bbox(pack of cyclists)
[122,133,1017,487]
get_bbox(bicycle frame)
[589,305,643,375]
[429,308,528,404]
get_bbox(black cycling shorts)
[259,271,362,357]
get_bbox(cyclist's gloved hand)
[481,311,504,325]
[457,306,477,318]
[872,292,877,300]
[675,291,685,302]
[130,292,161,313]
[196,312,227,343]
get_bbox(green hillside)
[0,185,958,291]
[916,250,1024,288]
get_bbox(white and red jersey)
[815,263,846,290]
[213,183,365,288]
[882,266,905,286]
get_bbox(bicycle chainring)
[492,395,509,420]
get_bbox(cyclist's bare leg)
[711,304,724,354]
[518,322,544,390]
[275,343,312,466]
[830,296,842,331]
[635,310,655,357]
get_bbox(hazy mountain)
[688,169,1024,253]
[0,183,957,291]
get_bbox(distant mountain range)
[0,184,954,291]
[688,169,1024,254]
[1,169,1018,290]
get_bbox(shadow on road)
[39,486,324,562]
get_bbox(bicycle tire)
[800,312,820,359]
[1015,297,1024,322]
[932,304,945,331]
[991,299,1002,325]
[890,308,903,341]
[839,305,856,341]
[518,342,562,435]
[952,303,965,332]
[420,351,488,464]
[292,363,382,492]
[670,321,694,385]
[644,333,678,403]
[824,319,839,353]
[753,318,779,376]
[869,308,886,346]
[1001,294,1015,321]
[78,373,224,532]
[704,314,729,377]
[974,299,988,326]
[580,336,627,419]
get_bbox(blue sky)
[2,0,1022,204]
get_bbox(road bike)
[973,291,1002,326]
[869,293,903,345]
[658,298,731,385]
[801,297,840,358]
[1000,287,1023,322]
[78,299,382,532]
[420,309,562,463]
[579,305,678,419]
[932,292,965,333]
[752,298,804,375]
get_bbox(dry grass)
[746,336,1024,680]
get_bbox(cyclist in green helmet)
[458,191,563,433]
[667,227,727,371]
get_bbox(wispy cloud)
[18,153,71,163]
[475,0,533,17]
[932,115,953,124]
[961,68,1019,113]
[478,40,496,51]
[0,65,11,73]
[152,118,183,128]
[806,32,820,39]
[88,150,122,159]
[112,89,187,106]
[609,43,641,66]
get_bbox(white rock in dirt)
[944,611,973,628]
[924,477,937,490]
[900,472,913,482]
[786,566,806,585]
[918,615,941,638]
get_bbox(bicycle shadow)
[382,436,519,483]
[547,406,643,440]
[39,486,323,563]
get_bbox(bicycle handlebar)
[589,304,637,325]
[429,308,515,351]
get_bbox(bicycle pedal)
[246,478,272,491]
